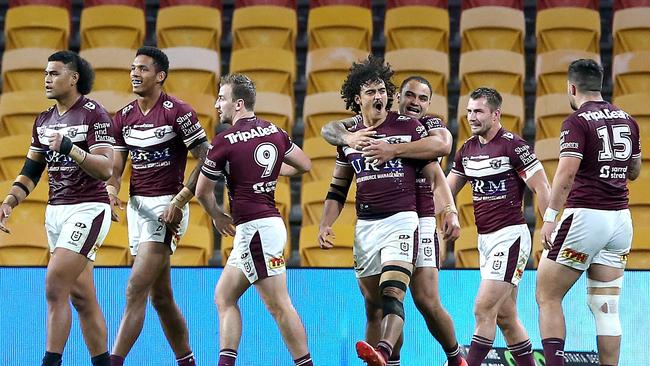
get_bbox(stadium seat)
[310,0,370,7]
[1,48,55,93]
[172,91,217,136]
[254,92,294,134]
[460,6,525,54]
[307,5,372,51]
[0,221,49,266]
[628,226,650,269]
[79,5,145,49]
[4,5,69,50]
[302,92,354,139]
[84,0,144,7]
[9,179,48,225]
[455,184,474,228]
[534,138,559,185]
[458,50,525,96]
[534,93,574,140]
[536,0,598,10]
[156,5,222,51]
[453,226,479,268]
[235,0,293,7]
[95,224,129,266]
[384,5,449,53]
[613,93,650,143]
[536,49,601,97]
[9,0,70,10]
[301,179,357,226]
[163,47,220,97]
[613,7,650,55]
[299,223,354,267]
[612,51,650,98]
[87,91,134,116]
[0,135,31,181]
[230,47,296,98]
[306,47,369,95]
[160,0,221,8]
[79,47,134,93]
[384,48,449,96]
[614,0,650,10]
[461,0,522,10]
[231,5,296,51]
[0,91,53,136]
[531,229,544,267]
[386,0,447,9]
[171,224,214,266]
[302,137,337,184]
[535,7,600,54]
[456,93,523,143]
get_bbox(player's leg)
[357,275,383,346]
[70,261,110,366]
[215,265,250,366]
[149,256,195,365]
[495,287,535,366]
[585,264,623,366]
[255,272,313,365]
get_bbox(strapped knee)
[587,277,622,337]
[379,265,412,320]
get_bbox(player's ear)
[157,70,166,84]
[493,108,501,121]
[354,94,361,106]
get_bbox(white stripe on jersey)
[341,134,414,157]
[559,151,583,159]
[284,143,296,156]
[89,143,113,151]
[462,156,513,178]
[522,160,544,182]
[38,125,89,145]
[124,126,176,148]
[183,129,207,147]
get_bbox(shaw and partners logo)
[471,179,507,195]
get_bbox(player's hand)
[540,221,557,250]
[318,225,335,249]
[344,127,376,151]
[108,193,123,222]
[0,203,12,234]
[362,140,396,166]
[47,131,64,153]
[161,204,183,234]
[441,212,460,242]
[213,212,235,237]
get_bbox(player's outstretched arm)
[424,162,460,241]
[628,156,642,181]
[321,115,376,148]
[525,169,552,223]
[446,170,468,198]
[280,144,312,177]
[106,150,128,222]
[0,150,46,233]
[47,131,113,181]
[195,173,234,237]
[540,156,580,249]
[363,128,452,166]
[318,165,353,249]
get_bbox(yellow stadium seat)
[79,47,134,93]
[455,184,474,228]
[255,92,294,134]
[302,92,353,139]
[531,228,544,267]
[534,93,573,140]
[163,47,220,97]
[456,93,523,143]
[0,90,53,136]
[384,48,449,96]
[1,48,55,93]
[96,224,129,266]
[536,7,600,54]
[302,137,338,184]
[172,91,217,137]
[460,6,525,54]
[628,226,650,269]
[301,179,357,226]
[459,50,525,96]
[613,93,650,143]
[454,225,479,268]
[307,5,372,51]
[613,7,650,55]
[384,5,449,53]
[8,180,48,226]
[230,47,296,97]
[4,5,69,50]
[232,5,297,51]
[80,5,145,49]
[87,91,134,116]
[612,51,650,98]
[172,224,214,266]
[156,5,221,51]
[299,223,354,267]
[306,47,369,95]
[0,221,49,265]
[536,49,601,97]
[0,135,31,181]
[189,196,210,226]
[534,138,559,184]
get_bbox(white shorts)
[227,216,287,284]
[354,211,419,278]
[416,216,440,268]
[478,224,531,286]
[45,202,112,262]
[543,208,632,271]
[127,195,189,256]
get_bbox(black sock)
[92,352,110,366]
[42,351,62,366]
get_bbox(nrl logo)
[83,102,96,110]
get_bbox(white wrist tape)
[543,208,559,222]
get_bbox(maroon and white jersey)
[201,117,295,225]
[113,93,207,197]
[336,112,429,220]
[30,96,114,205]
[451,128,543,234]
[560,100,641,210]
[415,116,447,217]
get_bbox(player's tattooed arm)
[0,150,46,233]
[319,165,353,249]
[184,140,211,193]
[47,131,114,181]
[321,115,376,148]
[195,173,234,236]
[629,156,642,181]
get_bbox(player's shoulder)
[497,129,526,143]
[80,96,110,116]
[37,104,57,121]
[116,99,138,119]
[162,93,193,113]
[419,115,446,128]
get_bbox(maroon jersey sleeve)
[336,146,351,167]
[421,115,446,132]
[112,107,128,152]
[30,113,48,154]
[559,115,587,160]
[174,102,207,149]
[280,128,296,156]
[631,117,641,159]
[451,141,468,177]
[507,134,544,181]
[86,105,115,150]
[201,135,227,181]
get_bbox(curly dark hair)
[340,55,396,114]
[48,50,94,95]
